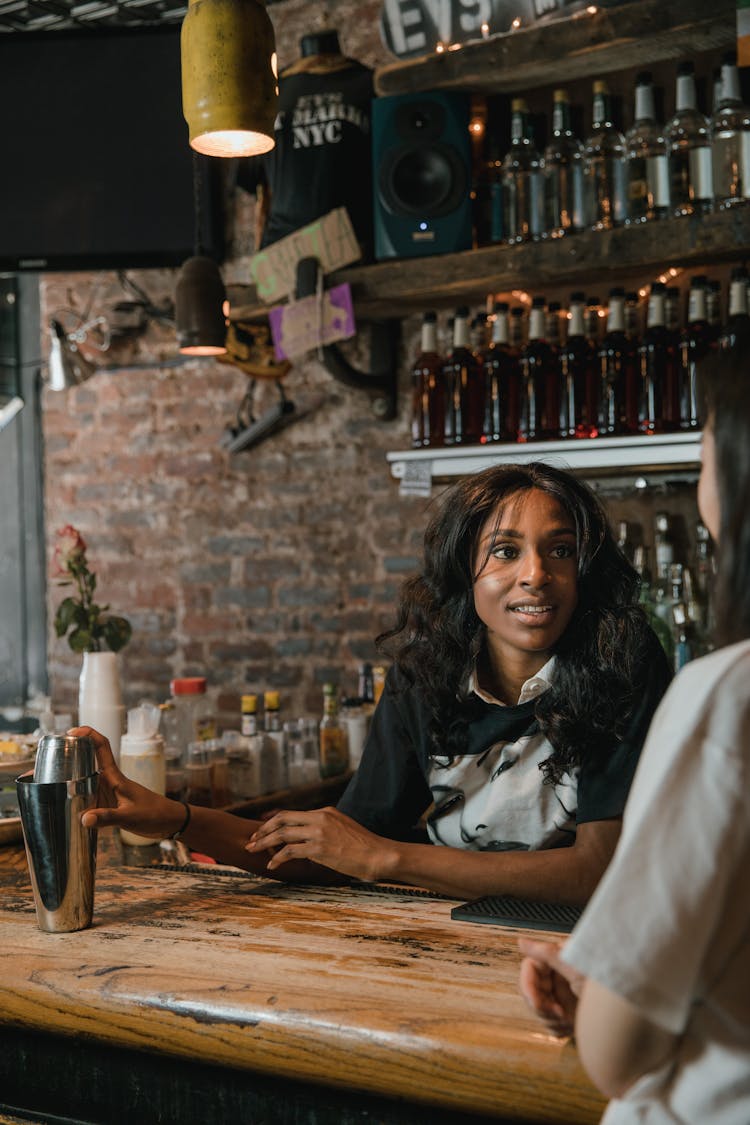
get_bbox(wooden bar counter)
[0,833,605,1125]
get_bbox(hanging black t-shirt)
[237,56,374,259]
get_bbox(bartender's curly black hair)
[377,462,669,784]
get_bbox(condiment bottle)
[263,690,286,792]
[169,677,216,766]
[119,703,165,846]
[319,684,349,778]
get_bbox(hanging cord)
[192,150,205,257]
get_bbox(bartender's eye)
[550,543,575,559]
[491,543,519,560]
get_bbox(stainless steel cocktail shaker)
[16,734,99,933]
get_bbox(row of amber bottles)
[411,271,749,448]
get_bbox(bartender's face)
[697,421,720,542]
[472,489,579,664]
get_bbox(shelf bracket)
[295,257,399,421]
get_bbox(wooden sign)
[249,208,361,305]
[739,0,750,66]
[268,283,357,361]
[379,0,626,58]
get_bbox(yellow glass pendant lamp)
[181,0,278,158]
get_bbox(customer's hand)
[246,806,397,881]
[518,936,585,1038]
[70,725,186,840]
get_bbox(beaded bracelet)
[170,800,191,841]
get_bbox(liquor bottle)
[543,88,585,237]
[319,684,349,779]
[559,292,599,438]
[706,278,722,342]
[481,302,521,443]
[633,544,674,664]
[719,266,750,348]
[518,297,560,442]
[694,520,716,642]
[585,296,603,349]
[263,690,286,792]
[443,306,484,445]
[357,662,375,707]
[665,286,682,334]
[616,520,634,563]
[502,97,545,243]
[598,287,638,436]
[625,71,670,224]
[653,511,675,607]
[669,563,695,672]
[710,52,750,208]
[410,311,444,449]
[679,276,712,431]
[545,301,563,355]
[638,281,681,434]
[666,60,713,217]
[625,291,641,339]
[583,79,628,230]
[510,305,526,351]
[473,142,504,246]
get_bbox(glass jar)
[184,741,213,807]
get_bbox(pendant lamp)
[181,0,278,158]
[175,255,228,356]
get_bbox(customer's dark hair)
[377,462,656,782]
[697,333,750,647]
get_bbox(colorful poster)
[268,284,357,362]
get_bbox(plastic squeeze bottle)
[119,703,166,846]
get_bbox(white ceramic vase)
[78,651,126,763]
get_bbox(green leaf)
[68,627,93,653]
[102,616,132,653]
[54,596,78,637]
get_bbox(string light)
[435,40,445,53]
[448,42,462,51]
[469,118,485,137]
[511,16,522,29]
[586,5,598,13]
[481,21,490,39]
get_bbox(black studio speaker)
[372,91,473,261]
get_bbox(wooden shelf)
[387,433,703,483]
[374,0,734,98]
[230,208,750,324]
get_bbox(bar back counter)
[0,835,605,1125]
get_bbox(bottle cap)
[593,79,609,95]
[423,310,437,324]
[323,683,338,696]
[264,690,280,710]
[636,70,653,86]
[241,694,257,712]
[677,61,694,77]
[553,88,569,103]
[511,97,528,113]
[171,677,207,695]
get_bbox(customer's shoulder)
[666,640,750,734]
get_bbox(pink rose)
[52,524,87,577]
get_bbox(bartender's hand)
[518,937,585,1038]
[71,726,186,840]
[246,806,397,881]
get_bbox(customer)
[79,462,670,904]
[518,342,750,1123]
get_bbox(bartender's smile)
[473,489,579,660]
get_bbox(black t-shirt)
[237,58,374,259]
[338,631,672,850]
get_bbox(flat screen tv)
[0,25,224,271]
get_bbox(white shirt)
[426,658,579,852]
[563,640,750,1125]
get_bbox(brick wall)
[41,0,700,731]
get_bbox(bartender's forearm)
[380,818,621,905]
[181,804,345,884]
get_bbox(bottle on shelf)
[559,292,599,439]
[502,97,545,243]
[598,287,638,436]
[340,697,368,771]
[518,296,560,442]
[625,291,641,339]
[638,280,681,434]
[226,694,262,801]
[694,519,716,643]
[625,71,670,224]
[443,305,484,445]
[585,296,603,350]
[510,305,526,351]
[410,310,444,449]
[319,684,349,779]
[263,690,287,791]
[669,563,695,673]
[169,676,216,767]
[706,278,722,342]
[665,286,682,334]
[545,300,563,354]
[358,662,375,709]
[679,275,713,431]
[653,510,676,610]
[472,140,504,247]
[633,543,675,664]
[719,266,750,348]
[481,301,521,443]
[583,79,628,230]
[710,52,750,209]
[616,520,634,564]
[666,60,713,218]
[543,87,585,238]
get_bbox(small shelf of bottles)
[374,0,734,98]
[387,432,702,482]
